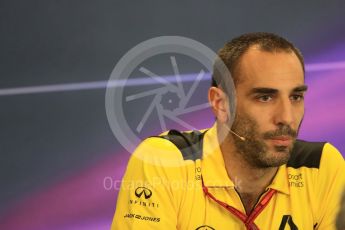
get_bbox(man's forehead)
[235,47,304,89]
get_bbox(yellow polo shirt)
[111,123,345,230]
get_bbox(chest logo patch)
[279,215,298,230]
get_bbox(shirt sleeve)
[315,143,345,230]
[111,137,187,230]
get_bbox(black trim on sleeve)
[287,140,326,169]
[156,129,207,161]
[154,133,325,167]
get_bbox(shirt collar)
[201,122,234,187]
[267,164,290,195]
[201,122,290,195]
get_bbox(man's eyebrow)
[293,85,308,92]
[249,88,278,94]
[249,85,308,95]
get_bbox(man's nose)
[274,98,294,126]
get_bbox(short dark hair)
[212,32,305,87]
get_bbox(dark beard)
[230,112,298,168]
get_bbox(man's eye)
[290,94,304,101]
[257,95,273,102]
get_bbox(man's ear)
[208,86,229,123]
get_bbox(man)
[112,33,345,229]
[337,190,345,230]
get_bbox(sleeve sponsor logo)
[130,186,159,208]
[124,213,160,222]
[129,199,159,208]
[135,186,153,199]
[195,225,215,230]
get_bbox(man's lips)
[268,136,293,146]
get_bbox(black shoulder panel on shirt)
[156,129,207,161]
[287,140,326,169]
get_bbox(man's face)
[230,47,306,168]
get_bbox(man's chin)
[265,147,291,167]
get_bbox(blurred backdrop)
[1,1,345,229]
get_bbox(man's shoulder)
[153,129,208,161]
[287,140,326,169]
[287,140,343,169]
[131,128,209,166]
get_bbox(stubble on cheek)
[231,113,293,168]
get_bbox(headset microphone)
[224,125,246,141]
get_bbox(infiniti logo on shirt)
[135,187,153,199]
[195,225,215,230]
